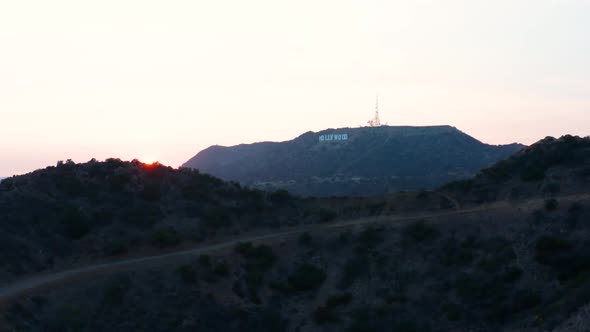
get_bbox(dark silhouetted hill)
[183,125,525,196]
[0,159,312,280]
[443,135,590,204]
[2,136,590,332]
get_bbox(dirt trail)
[0,193,587,304]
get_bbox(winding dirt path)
[0,193,587,304]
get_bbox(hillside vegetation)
[0,158,450,282]
[444,135,590,204]
[183,125,524,197]
[2,135,590,332]
[0,159,307,280]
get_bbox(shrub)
[544,183,561,195]
[486,289,541,323]
[235,243,276,269]
[103,278,130,306]
[318,208,338,222]
[198,254,211,267]
[501,266,523,283]
[288,263,327,291]
[204,207,232,228]
[403,221,439,243]
[358,226,384,248]
[338,256,367,289]
[151,228,181,248]
[481,161,513,181]
[443,179,474,192]
[124,204,161,227]
[442,302,462,321]
[440,239,474,267]
[326,292,353,308]
[105,240,128,256]
[511,289,542,312]
[298,232,313,246]
[520,165,546,182]
[177,265,197,284]
[569,202,582,214]
[140,182,161,202]
[477,240,516,273]
[535,236,572,265]
[235,242,276,301]
[61,209,91,240]
[440,196,454,209]
[313,306,338,325]
[367,201,387,215]
[213,261,230,277]
[545,199,559,211]
[577,167,590,177]
[269,189,291,203]
[52,305,87,331]
[109,173,131,192]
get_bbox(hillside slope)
[1,135,590,332]
[0,159,310,281]
[184,125,524,196]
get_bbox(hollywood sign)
[319,133,348,142]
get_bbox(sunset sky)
[1,0,589,176]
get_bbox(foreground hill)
[2,135,590,332]
[0,159,445,282]
[183,125,524,197]
[0,159,310,281]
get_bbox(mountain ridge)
[183,125,525,196]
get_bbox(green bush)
[440,238,474,267]
[213,261,230,277]
[105,240,128,256]
[403,221,439,243]
[577,167,590,177]
[235,242,276,269]
[102,278,130,306]
[151,228,181,248]
[358,226,384,248]
[269,189,291,203]
[338,256,367,289]
[204,207,232,228]
[442,302,462,321]
[520,165,546,182]
[501,266,523,283]
[61,209,91,240]
[481,160,513,181]
[124,204,161,227]
[326,292,353,308]
[177,265,197,284]
[53,304,87,332]
[313,306,338,325]
[298,232,313,246]
[545,199,559,211]
[443,179,474,192]
[288,263,326,291]
[198,254,211,267]
[535,236,572,265]
[235,242,277,301]
[140,182,161,202]
[318,208,338,222]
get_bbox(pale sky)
[1,0,589,176]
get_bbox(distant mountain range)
[183,125,525,196]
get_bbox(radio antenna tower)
[367,95,381,127]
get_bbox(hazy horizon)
[1,0,589,176]
[0,124,581,178]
